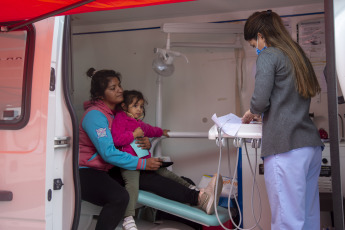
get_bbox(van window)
[0,26,34,129]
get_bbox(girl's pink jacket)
[111,111,163,159]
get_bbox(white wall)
[70,2,342,210]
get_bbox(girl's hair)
[86,67,122,101]
[244,10,321,98]
[121,90,147,117]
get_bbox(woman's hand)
[253,114,262,122]
[163,129,170,137]
[242,109,255,124]
[145,157,162,170]
[135,136,151,150]
[242,109,261,124]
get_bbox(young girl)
[111,90,199,230]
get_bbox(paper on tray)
[211,113,242,136]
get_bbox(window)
[0,25,35,129]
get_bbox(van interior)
[1,0,344,229]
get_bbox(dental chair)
[78,190,230,230]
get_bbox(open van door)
[0,17,79,230]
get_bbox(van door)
[0,17,76,230]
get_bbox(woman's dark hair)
[120,90,147,117]
[244,10,320,98]
[86,67,122,101]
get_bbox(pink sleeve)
[139,121,163,138]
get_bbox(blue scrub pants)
[264,146,322,230]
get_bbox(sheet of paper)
[130,140,149,158]
[211,113,242,136]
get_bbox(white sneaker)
[122,216,138,230]
[198,174,223,215]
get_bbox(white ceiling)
[71,0,323,26]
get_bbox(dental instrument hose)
[213,127,263,230]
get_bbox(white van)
[1,1,345,230]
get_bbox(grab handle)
[0,191,13,201]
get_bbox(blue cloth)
[218,197,235,208]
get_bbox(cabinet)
[320,143,345,196]
[319,143,345,228]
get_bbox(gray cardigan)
[250,47,323,158]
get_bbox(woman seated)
[79,68,223,230]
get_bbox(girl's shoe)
[122,216,138,230]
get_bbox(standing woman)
[242,10,324,230]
